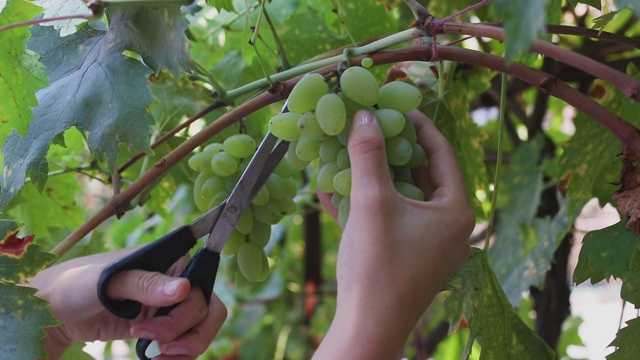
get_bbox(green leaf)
[0,24,154,211]
[443,249,555,359]
[573,219,640,284]
[620,249,640,307]
[206,0,235,12]
[60,341,94,360]
[0,0,48,146]
[592,11,619,33]
[0,221,56,283]
[567,0,602,9]
[0,283,58,359]
[32,0,92,36]
[608,317,640,360]
[494,0,547,62]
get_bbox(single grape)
[188,151,214,172]
[269,112,302,141]
[256,255,270,282]
[234,268,250,287]
[224,255,238,277]
[253,202,281,225]
[265,174,286,200]
[202,143,224,154]
[237,242,266,282]
[331,192,344,209]
[340,66,379,107]
[273,160,294,179]
[336,148,351,169]
[338,196,351,227]
[288,73,328,114]
[374,108,406,138]
[394,181,425,201]
[287,141,311,170]
[208,190,230,208]
[276,196,297,216]
[236,206,254,235]
[283,177,298,198]
[378,81,423,113]
[385,136,413,166]
[319,136,343,162]
[333,168,352,196]
[201,176,226,199]
[360,57,374,68]
[210,151,238,177]
[252,186,270,206]
[249,221,271,247]
[317,162,340,193]
[406,143,427,169]
[221,229,246,256]
[298,112,327,141]
[316,93,347,136]
[393,165,413,183]
[193,172,212,211]
[223,134,256,158]
[338,92,367,117]
[296,135,321,162]
[399,114,418,145]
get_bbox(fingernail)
[354,110,373,127]
[163,279,182,296]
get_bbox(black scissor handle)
[136,248,220,360]
[97,225,199,319]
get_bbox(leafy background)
[1,0,640,358]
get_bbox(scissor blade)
[186,202,225,239]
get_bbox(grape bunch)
[188,134,298,286]
[269,61,427,226]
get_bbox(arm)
[314,109,474,359]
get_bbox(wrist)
[41,325,72,360]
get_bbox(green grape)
[333,168,352,196]
[188,151,214,172]
[331,192,344,209]
[319,136,343,162]
[253,202,281,225]
[203,143,224,154]
[340,66,379,107]
[287,141,311,170]
[317,162,340,193]
[406,143,427,169]
[221,229,246,256]
[399,114,418,145]
[237,242,267,282]
[276,196,297,216]
[225,173,241,193]
[265,174,286,200]
[315,93,347,136]
[298,112,327,141]
[224,255,238,277]
[257,256,270,282]
[360,57,374,68]
[338,196,350,227]
[336,148,351,169]
[385,136,412,166]
[201,176,226,199]
[210,151,238,177]
[283,177,298,199]
[193,172,212,211]
[295,135,321,162]
[249,221,271,247]
[223,134,256,158]
[252,186,270,206]
[394,181,425,201]
[374,108,406,138]
[378,81,423,113]
[337,115,353,147]
[234,268,250,287]
[338,92,367,117]
[273,159,293,179]
[288,73,328,114]
[236,206,254,235]
[393,165,413,183]
[269,112,302,141]
[208,190,230,208]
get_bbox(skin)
[29,109,473,360]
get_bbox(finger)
[409,110,467,201]
[157,294,227,358]
[107,270,190,308]
[131,287,208,343]
[316,189,338,221]
[347,110,396,210]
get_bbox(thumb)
[347,110,395,202]
[106,270,191,308]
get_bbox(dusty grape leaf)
[621,249,640,307]
[612,145,640,232]
[494,0,547,61]
[32,0,92,36]
[0,221,55,283]
[206,0,235,12]
[443,249,555,359]
[608,317,640,360]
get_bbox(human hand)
[314,110,474,359]
[29,247,227,360]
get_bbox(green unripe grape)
[338,196,350,227]
[295,135,321,162]
[273,159,293,179]
[393,165,413,183]
[378,81,423,113]
[257,255,270,282]
[386,136,412,166]
[211,152,238,177]
[288,73,328,114]
[252,186,270,206]
[374,108,406,138]
[340,66,379,107]
[237,242,266,282]
[336,148,351,169]
[223,134,256,158]
[283,178,298,198]
[337,115,353,147]
[360,57,374,68]
[265,174,286,200]
[276,196,297,216]
[319,136,343,162]
[338,92,367,117]
[287,141,311,170]
[249,221,271,247]
[188,151,214,172]
[316,93,347,136]
[317,162,340,193]
[406,143,427,169]
[253,202,281,225]
[203,143,224,154]
[225,173,241,194]
[331,192,344,209]
[399,115,418,145]
[269,112,302,141]
[236,206,254,235]
[208,190,230,208]
[193,172,212,211]
[333,168,352,196]
[224,255,238,277]
[394,181,425,201]
[234,268,250,287]
[201,176,226,199]
[222,229,246,256]
[298,112,328,141]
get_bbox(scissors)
[97,109,290,359]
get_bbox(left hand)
[29,247,227,360]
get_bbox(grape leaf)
[206,0,235,12]
[573,219,640,284]
[494,0,547,62]
[620,249,640,307]
[443,249,555,359]
[32,0,92,36]
[60,341,94,360]
[0,221,55,283]
[0,283,58,359]
[0,0,48,146]
[567,0,602,9]
[592,11,619,33]
[608,317,640,360]
[0,23,154,211]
